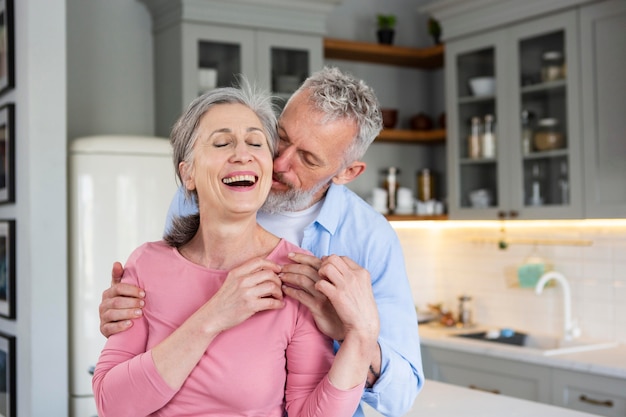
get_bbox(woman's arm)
[93,251,285,416]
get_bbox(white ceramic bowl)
[469,76,496,97]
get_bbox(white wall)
[67,0,154,139]
[5,0,69,415]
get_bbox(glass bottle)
[468,117,481,159]
[529,163,543,206]
[384,167,399,214]
[521,110,534,155]
[481,114,496,158]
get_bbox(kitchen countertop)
[363,379,600,417]
[419,323,626,380]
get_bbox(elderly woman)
[92,84,370,416]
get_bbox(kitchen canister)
[417,168,435,202]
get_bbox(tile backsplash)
[393,220,626,344]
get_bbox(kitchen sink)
[453,330,618,356]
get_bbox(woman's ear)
[179,161,196,191]
[332,160,366,185]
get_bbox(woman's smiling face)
[181,103,274,218]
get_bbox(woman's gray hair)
[288,66,383,165]
[164,79,278,247]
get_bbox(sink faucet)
[535,271,581,341]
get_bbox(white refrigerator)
[68,136,178,416]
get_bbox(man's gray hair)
[289,66,383,165]
[165,79,278,247]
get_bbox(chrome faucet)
[535,271,581,341]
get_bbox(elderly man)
[99,66,423,417]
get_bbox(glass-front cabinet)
[446,10,582,220]
[140,0,327,138]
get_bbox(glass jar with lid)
[533,118,565,151]
[541,51,565,82]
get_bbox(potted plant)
[428,17,442,45]
[377,14,396,45]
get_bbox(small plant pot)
[377,29,395,45]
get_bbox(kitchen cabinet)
[421,345,552,403]
[445,10,583,220]
[552,369,626,417]
[139,0,332,137]
[422,344,626,417]
[323,38,447,219]
[580,0,626,219]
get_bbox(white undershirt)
[257,200,324,247]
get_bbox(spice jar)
[533,118,565,151]
[541,51,564,82]
[468,117,481,159]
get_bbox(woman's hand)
[202,257,285,334]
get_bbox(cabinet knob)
[497,211,507,219]
[509,210,519,219]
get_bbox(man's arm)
[99,262,145,337]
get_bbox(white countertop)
[419,323,626,380]
[363,379,600,417]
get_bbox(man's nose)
[273,145,293,172]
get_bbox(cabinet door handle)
[579,395,614,408]
[468,384,500,395]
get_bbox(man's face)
[261,90,359,213]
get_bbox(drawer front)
[552,370,626,417]
[421,346,552,403]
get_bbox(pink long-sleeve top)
[92,239,363,417]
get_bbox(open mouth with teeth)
[222,174,258,187]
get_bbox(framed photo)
[0,331,15,417]
[0,103,14,204]
[0,220,14,319]
[0,0,14,95]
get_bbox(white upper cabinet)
[580,0,626,219]
[139,0,337,137]
[446,10,582,220]
[424,0,626,220]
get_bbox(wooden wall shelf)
[324,38,444,69]
[377,128,446,144]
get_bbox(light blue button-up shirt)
[165,183,424,417]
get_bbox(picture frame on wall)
[0,331,15,417]
[0,103,14,204]
[0,220,14,319]
[0,0,14,95]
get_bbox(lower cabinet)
[552,369,626,417]
[422,345,626,417]
[421,346,551,403]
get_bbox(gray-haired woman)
[93,83,365,416]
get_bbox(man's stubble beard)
[260,177,331,214]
